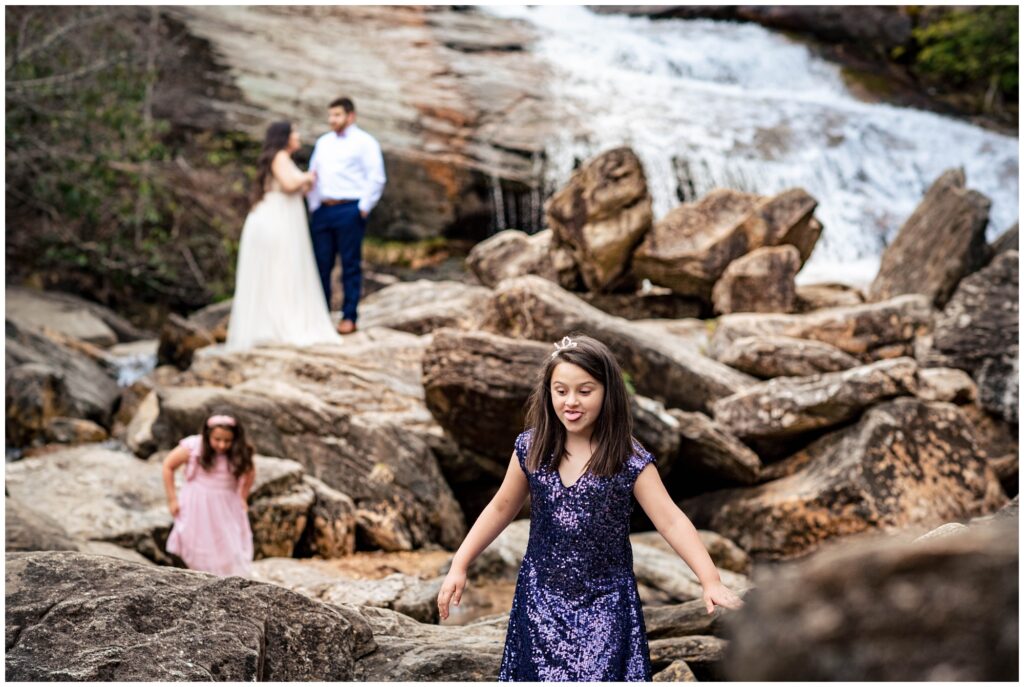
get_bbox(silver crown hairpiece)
[551,336,577,359]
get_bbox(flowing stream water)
[486,6,1019,287]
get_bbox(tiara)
[551,336,577,359]
[207,414,236,428]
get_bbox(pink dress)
[165,435,254,577]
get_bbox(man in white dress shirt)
[307,97,387,334]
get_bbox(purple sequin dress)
[499,429,655,682]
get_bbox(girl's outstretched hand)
[702,580,744,614]
[437,567,467,621]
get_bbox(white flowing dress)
[226,170,340,351]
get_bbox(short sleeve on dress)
[514,429,533,474]
[178,434,202,481]
[625,440,656,485]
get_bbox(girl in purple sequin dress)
[438,335,744,681]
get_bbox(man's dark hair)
[329,97,355,113]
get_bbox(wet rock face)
[684,398,1007,560]
[870,168,992,308]
[924,250,1018,423]
[545,147,654,292]
[723,517,1018,680]
[5,551,370,681]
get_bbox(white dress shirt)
[307,123,387,215]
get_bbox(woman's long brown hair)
[200,413,254,479]
[250,121,293,209]
[524,334,635,477]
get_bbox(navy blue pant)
[310,202,365,323]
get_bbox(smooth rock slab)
[5,551,370,680]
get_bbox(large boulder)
[156,313,217,370]
[250,558,442,623]
[869,168,991,308]
[5,286,151,346]
[5,494,83,554]
[138,331,467,551]
[923,250,1018,423]
[988,221,1018,258]
[632,189,760,300]
[466,229,560,288]
[682,398,1008,560]
[713,335,860,378]
[708,294,933,362]
[580,288,705,320]
[422,329,549,460]
[633,188,819,302]
[483,275,756,412]
[4,444,319,565]
[794,282,865,313]
[712,245,802,315]
[300,476,358,558]
[724,517,1018,680]
[667,409,763,485]
[6,319,120,446]
[6,551,372,680]
[545,147,653,292]
[358,280,492,335]
[711,357,919,440]
[738,188,821,264]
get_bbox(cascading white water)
[485,6,1019,287]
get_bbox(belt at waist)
[321,198,359,206]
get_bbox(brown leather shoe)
[337,319,357,335]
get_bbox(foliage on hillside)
[5,7,253,324]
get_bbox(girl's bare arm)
[238,467,256,510]
[162,445,191,515]
[437,451,529,619]
[634,463,743,612]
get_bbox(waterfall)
[485,6,1019,287]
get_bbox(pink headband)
[207,414,236,428]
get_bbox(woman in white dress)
[226,122,341,351]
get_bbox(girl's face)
[209,426,235,454]
[550,362,604,439]
[287,130,301,153]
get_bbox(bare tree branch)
[6,53,128,93]
[6,9,124,72]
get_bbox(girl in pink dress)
[163,412,255,577]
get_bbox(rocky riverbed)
[6,136,1019,680]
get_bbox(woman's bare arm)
[271,150,314,192]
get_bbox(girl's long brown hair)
[524,334,635,477]
[200,412,254,478]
